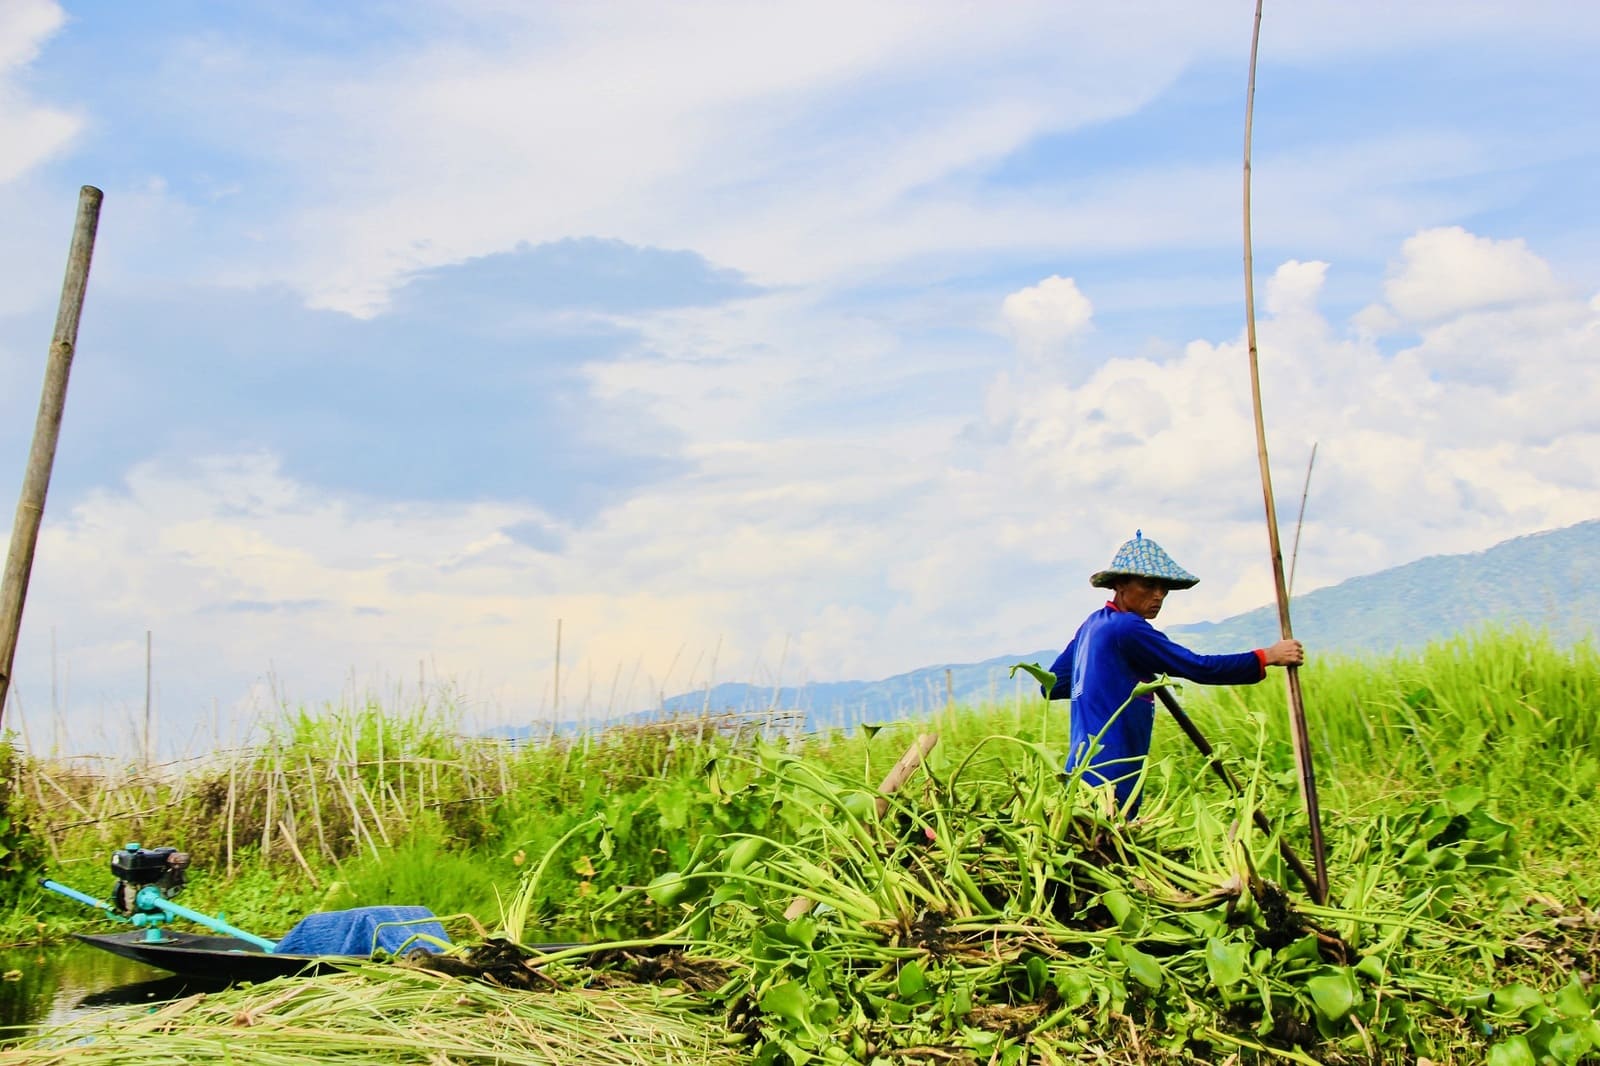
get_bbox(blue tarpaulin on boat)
[275,905,450,957]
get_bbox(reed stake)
[303,754,330,861]
[277,818,320,889]
[1241,0,1328,904]
[0,187,102,724]
[225,759,237,879]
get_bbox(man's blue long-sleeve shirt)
[1046,604,1265,809]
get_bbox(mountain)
[499,519,1600,738]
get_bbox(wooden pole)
[144,630,153,768]
[1241,3,1329,904]
[1154,686,1319,900]
[0,186,103,726]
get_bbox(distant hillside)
[1166,519,1600,655]
[499,519,1599,737]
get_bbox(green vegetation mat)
[2,628,1597,1063]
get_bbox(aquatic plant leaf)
[1307,969,1360,1022]
[1486,1035,1538,1066]
[1009,662,1055,693]
[1205,937,1248,990]
[1553,977,1594,1021]
[897,960,929,1001]
[760,979,816,1034]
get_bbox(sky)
[2,1,1597,756]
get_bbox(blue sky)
[2,1,1597,754]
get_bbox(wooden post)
[1240,5,1329,904]
[143,630,153,768]
[0,186,103,725]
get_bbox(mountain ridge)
[500,518,1599,736]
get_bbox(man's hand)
[1263,639,1305,667]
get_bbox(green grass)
[2,627,1596,1062]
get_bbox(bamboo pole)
[1241,0,1328,904]
[0,187,103,724]
[1155,686,1318,899]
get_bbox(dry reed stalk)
[260,757,275,863]
[332,766,380,862]
[281,760,298,832]
[35,765,93,818]
[224,759,237,878]
[25,756,60,863]
[353,770,391,847]
[277,818,320,889]
[303,753,330,862]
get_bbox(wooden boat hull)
[74,930,349,982]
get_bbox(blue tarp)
[275,905,450,958]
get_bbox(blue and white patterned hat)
[1090,530,1199,590]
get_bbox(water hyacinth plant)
[591,719,1600,1064]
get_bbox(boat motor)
[40,843,277,952]
[110,843,190,914]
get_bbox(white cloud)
[10,230,1598,752]
[0,0,79,183]
[1002,275,1094,362]
[1383,227,1561,324]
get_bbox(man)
[1045,531,1304,813]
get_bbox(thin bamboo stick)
[277,818,320,889]
[260,758,275,863]
[225,759,237,879]
[303,754,330,862]
[1241,0,1329,904]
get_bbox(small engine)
[110,843,190,915]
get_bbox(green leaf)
[1009,662,1055,692]
[1306,969,1360,1022]
[1102,890,1137,929]
[1493,984,1545,1017]
[784,914,818,950]
[897,960,928,1000]
[760,979,816,1034]
[1354,954,1385,983]
[1486,1035,1537,1066]
[1130,674,1177,698]
[1547,1029,1592,1066]
[1054,969,1094,1010]
[1107,938,1163,991]
[1205,937,1248,990]
[1442,784,1484,815]
[1553,977,1594,1021]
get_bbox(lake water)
[0,942,219,1046]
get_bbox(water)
[0,942,220,1046]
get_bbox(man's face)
[1116,577,1169,620]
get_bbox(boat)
[72,929,346,983]
[42,844,469,983]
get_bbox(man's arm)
[1118,617,1277,686]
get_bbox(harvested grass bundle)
[2,964,731,1066]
